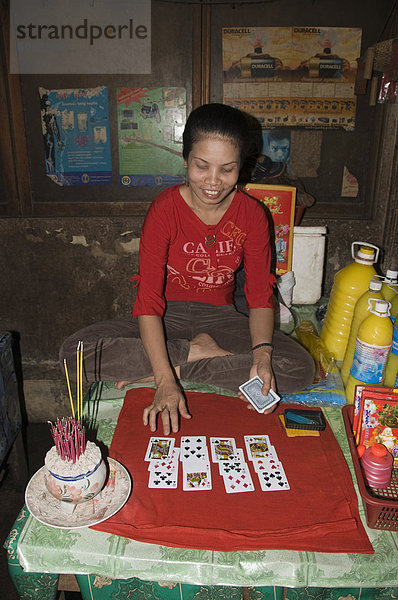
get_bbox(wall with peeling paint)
[0,210,388,421]
[0,217,144,420]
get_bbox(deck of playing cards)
[144,433,289,493]
[239,376,280,413]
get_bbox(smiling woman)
[179,104,248,222]
[59,103,315,436]
[182,137,240,218]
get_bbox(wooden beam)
[192,2,211,108]
[0,3,32,216]
[31,201,151,218]
[201,3,211,105]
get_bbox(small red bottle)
[360,443,393,489]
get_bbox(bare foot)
[115,368,181,390]
[115,380,135,390]
[187,333,232,362]
[115,375,154,389]
[114,334,228,390]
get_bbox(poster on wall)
[223,26,362,131]
[262,129,291,172]
[117,87,186,187]
[243,184,296,275]
[39,86,112,186]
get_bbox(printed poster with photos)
[262,129,291,172]
[223,26,362,130]
[243,184,296,275]
[117,87,186,187]
[39,86,112,186]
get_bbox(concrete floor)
[0,424,82,600]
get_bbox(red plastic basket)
[342,405,398,531]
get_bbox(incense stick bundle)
[48,417,86,463]
[56,341,86,460]
[63,341,84,421]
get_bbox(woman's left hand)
[237,348,277,415]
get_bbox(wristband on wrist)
[251,342,273,352]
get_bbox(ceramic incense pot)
[44,453,107,513]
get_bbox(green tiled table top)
[13,382,398,588]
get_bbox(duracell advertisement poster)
[223,26,362,131]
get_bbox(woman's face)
[185,136,241,208]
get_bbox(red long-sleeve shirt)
[132,186,275,317]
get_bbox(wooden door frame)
[0,4,31,216]
[192,2,211,108]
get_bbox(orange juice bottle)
[381,269,398,303]
[384,320,398,388]
[320,242,379,361]
[340,278,383,385]
[345,299,393,404]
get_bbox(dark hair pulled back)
[182,103,249,163]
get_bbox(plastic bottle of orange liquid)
[384,320,398,388]
[340,278,384,385]
[320,242,379,361]
[381,269,398,303]
[345,299,393,404]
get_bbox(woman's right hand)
[142,380,191,435]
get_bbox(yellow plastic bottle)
[320,242,379,361]
[388,288,398,323]
[340,278,384,385]
[381,269,398,302]
[345,299,393,404]
[384,320,398,388]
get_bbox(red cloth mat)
[92,388,373,553]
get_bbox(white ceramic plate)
[25,457,132,529]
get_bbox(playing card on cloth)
[180,436,209,462]
[148,467,179,489]
[218,455,246,477]
[182,457,212,491]
[221,461,255,493]
[148,447,180,472]
[223,469,254,494]
[144,437,175,462]
[217,448,245,474]
[252,453,280,472]
[244,434,274,461]
[210,437,237,462]
[256,460,290,491]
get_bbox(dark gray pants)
[59,301,315,394]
